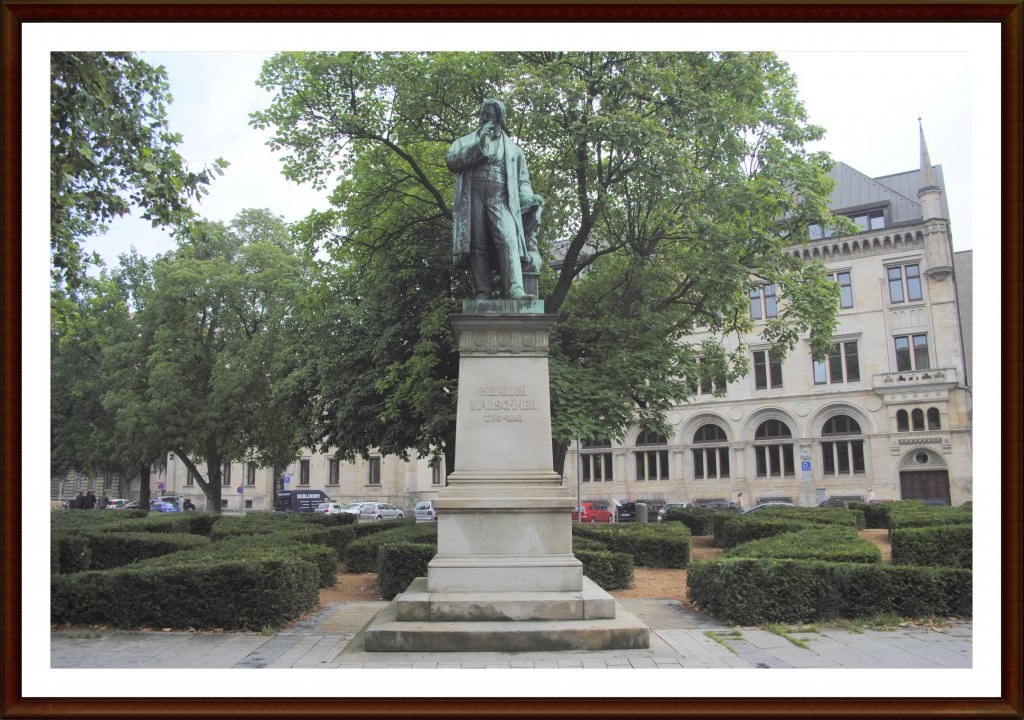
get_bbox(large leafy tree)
[252,51,844,473]
[50,52,227,288]
[141,209,305,511]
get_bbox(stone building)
[566,124,972,509]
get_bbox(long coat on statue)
[446,130,539,269]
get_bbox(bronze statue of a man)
[447,99,543,300]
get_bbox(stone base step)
[396,576,615,621]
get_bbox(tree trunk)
[552,439,569,478]
[139,462,152,508]
[175,450,221,513]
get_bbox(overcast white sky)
[21,22,1002,702]
[28,24,995,269]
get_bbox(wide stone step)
[396,577,615,621]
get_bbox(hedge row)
[886,503,972,531]
[345,523,439,573]
[52,550,320,630]
[891,525,973,568]
[574,549,635,590]
[52,535,92,574]
[81,532,211,571]
[661,507,737,536]
[571,523,691,568]
[376,543,437,600]
[725,526,882,564]
[714,516,812,549]
[687,557,971,625]
[53,511,220,536]
[210,535,339,588]
[742,506,865,530]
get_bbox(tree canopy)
[252,51,844,472]
[50,52,228,288]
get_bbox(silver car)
[359,502,404,521]
[414,500,438,522]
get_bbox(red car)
[571,502,614,523]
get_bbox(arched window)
[927,408,941,430]
[896,410,909,432]
[634,428,669,481]
[692,424,729,480]
[821,415,865,476]
[754,419,795,478]
[911,408,925,431]
[581,439,614,483]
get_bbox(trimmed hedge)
[687,557,971,625]
[377,543,437,600]
[571,523,691,568]
[886,503,972,531]
[661,507,737,536]
[52,535,92,574]
[211,535,339,588]
[742,506,865,530]
[725,526,882,564]
[891,525,973,568]
[714,516,811,549]
[574,549,635,590]
[345,524,439,573]
[848,502,890,529]
[83,532,210,570]
[51,551,320,630]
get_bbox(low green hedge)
[725,526,882,564]
[345,524,439,573]
[376,543,437,600]
[848,502,890,529]
[687,557,971,625]
[661,507,737,536]
[886,503,972,531]
[83,532,210,570]
[51,551,320,630]
[571,537,610,553]
[571,523,691,568]
[891,525,972,568]
[52,535,92,574]
[742,506,865,530]
[574,549,634,591]
[714,516,812,549]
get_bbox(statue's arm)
[446,134,485,173]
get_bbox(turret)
[918,119,953,280]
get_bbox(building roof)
[826,161,949,224]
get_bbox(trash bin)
[636,502,648,523]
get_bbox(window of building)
[246,462,256,486]
[813,341,860,385]
[897,410,909,432]
[912,408,925,431]
[581,439,614,483]
[927,408,941,430]
[749,284,778,320]
[634,430,669,481]
[821,415,865,475]
[185,472,194,486]
[244,499,253,509]
[753,349,783,390]
[826,271,854,309]
[691,357,726,396]
[850,209,886,232]
[895,334,930,371]
[887,263,923,304]
[692,424,729,480]
[299,459,310,486]
[754,419,795,478]
[221,499,229,509]
[328,458,340,486]
[367,457,381,485]
[431,462,442,485]
[222,462,231,486]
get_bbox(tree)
[50,52,228,288]
[252,52,845,473]
[141,209,305,511]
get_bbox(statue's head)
[478,99,506,132]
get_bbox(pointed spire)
[918,118,940,192]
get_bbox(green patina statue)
[447,99,543,300]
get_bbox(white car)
[359,502,404,521]
[315,502,348,514]
[340,502,371,516]
[414,500,438,522]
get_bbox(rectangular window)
[850,209,885,232]
[582,453,614,482]
[694,357,726,396]
[750,285,778,320]
[431,463,442,485]
[635,450,669,481]
[754,444,795,478]
[368,457,381,485]
[222,462,232,486]
[299,459,310,486]
[328,458,340,486]
[185,473,194,487]
[895,334,929,371]
[221,499,228,509]
[827,271,854,309]
[888,263,923,304]
[244,499,253,509]
[822,440,866,476]
[691,447,730,480]
[753,350,783,390]
[246,462,256,486]
[813,341,860,385]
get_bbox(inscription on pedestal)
[470,385,538,423]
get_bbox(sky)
[21,22,1002,702]
[50,29,994,270]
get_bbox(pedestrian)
[736,492,744,511]
[85,490,96,509]
[97,495,109,509]
[867,488,877,503]
[183,498,196,511]
[71,491,85,509]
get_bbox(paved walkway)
[50,600,972,670]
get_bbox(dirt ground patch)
[859,528,893,563]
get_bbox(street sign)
[237,486,244,494]
[801,461,812,472]
[157,482,166,491]
[283,475,291,485]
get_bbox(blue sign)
[801,461,812,471]
[283,475,291,485]
[236,485,244,494]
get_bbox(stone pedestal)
[363,301,648,652]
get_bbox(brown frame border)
[2,2,1020,718]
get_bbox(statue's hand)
[525,250,542,273]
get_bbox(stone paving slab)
[51,599,972,670]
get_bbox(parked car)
[691,499,737,510]
[818,497,854,508]
[104,498,132,509]
[615,501,664,522]
[742,501,796,514]
[340,502,371,517]
[414,500,439,522]
[359,502,404,521]
[571,502,614,523]
[274,489,333,512]
[149,499,180,513]
[315,502,348,515]
[656,502,689,522]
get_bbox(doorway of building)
[899,470,952,504]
